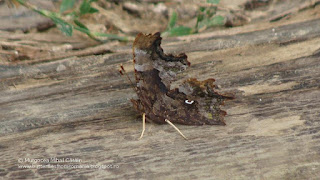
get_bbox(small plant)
[161,11,193,37]
[162,0,225,37]
[13,0,129,42]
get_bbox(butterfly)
[120,32,233,139]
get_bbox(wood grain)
[1,18,320,179]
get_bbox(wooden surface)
[0,0,54,32]
[1,18,320,179]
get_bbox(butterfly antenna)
[119,64,137,92]
[165,119,188,140]
[139,113,146,139]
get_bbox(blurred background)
[0,0,319,63]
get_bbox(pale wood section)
[1,18,320,179]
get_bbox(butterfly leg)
[139,113,146,139]
[165,119,188,140]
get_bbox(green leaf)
[51,16,73,36]
[79,0,98,15]
[33,9,49,16]
[93,32,129,41]
[199,7,206,12]
[60,0,76,13]
[88,7,99,13]
[73,20,100,41]
[80,0,90,15]
[165,26,193,36]
[167,11,177,30]
[196,13,204,29]
[74,26,90,34]
[207,0,220,4]
[74,19,89,30]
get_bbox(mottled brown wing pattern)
[131,32,233,125]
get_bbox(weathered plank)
[0,0,54,32]
[1,18,320,179]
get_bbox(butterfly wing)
[131,32,233,125]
